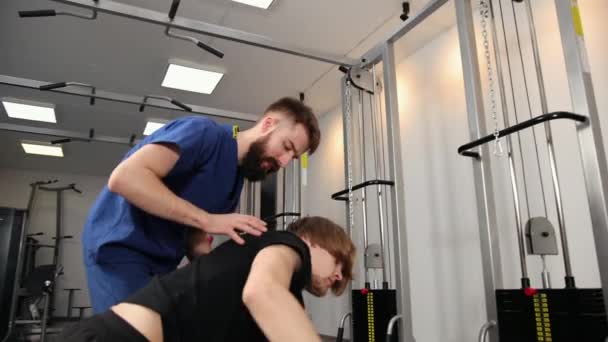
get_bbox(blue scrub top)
[82,116,244,271]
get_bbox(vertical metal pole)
[546,135,575,286]
[66,290,74,318]
[294,160,299,224]
[382,42,415,342]
[239,179,248,215]
[523,0,575,287]
[282,168,287,230]
[242,180,248,214]
[555,0,608,309]
[357,89,371,288]
[292,160,297,222]
[53,191,61,265]
[373,65,393,287]
[340,77,355,341]
[40,293,50,342]
[456,0,503,341]
[358,90,369,249]
[245,180,250,214]
[297,159,302,217]
[369,89,389,289]
[254,181,261,218]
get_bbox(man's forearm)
[244,286,320,342]
[108,164,208,229]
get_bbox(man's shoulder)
[171,116,220,130]
[258,230,304,245]
[164,116,231,142]
[255,231,310,262]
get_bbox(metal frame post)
[554,0,608,317]
[382,42,415,342]
[340,77,354,341]
[455,1,503,341]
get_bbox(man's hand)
[202,213,267,245]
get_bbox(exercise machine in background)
[2,180,89,342]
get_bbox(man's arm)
[242,245,321,342]
[108,143,266,243]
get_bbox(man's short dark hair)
[264,97,321,154]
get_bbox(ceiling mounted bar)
[139,95,192,112]
[165,0,224,59]
[48,0,357,67]
[39,81,96,105]
[0,122,137,146]
[19,0,98,20]
[164,27,224,59]
[0,74,258,122]
[360,0,449,68]
[50,128,95,144]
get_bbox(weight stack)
[352,289,398,342]
[496,288,607,342]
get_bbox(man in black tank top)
[58,216,355,342]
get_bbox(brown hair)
[264,97,321,154]
[287,216,355,295]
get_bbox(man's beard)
[306,275,329,297]
[240,136,280,182]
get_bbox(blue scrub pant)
[84,260,154,313]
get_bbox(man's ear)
[260,115,278,134]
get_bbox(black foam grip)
[51,138,71,145]
[386,333,393,342]
[171,99,192,112]
[196,41,224,58]
[138,103,145,112]
[336,327,344,342]
[40,82,66,90]
[338,66,349,74]
[19,10,56,17]
[169,0,180,19]
[89,96,95,105]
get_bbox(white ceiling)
[0,0,456,176]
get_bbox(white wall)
[302,0,608,341]
[0,167,107,318]
[396,25,487,341]
[299,106,352,337]
[483,0,605,290]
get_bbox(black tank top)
[125,231,312,341]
